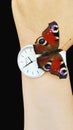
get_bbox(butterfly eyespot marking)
[51,25,59,33]
[43,61,52,71]
[59,67,67,78]
[36,37,47,46]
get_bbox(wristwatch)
[17,45,45,78]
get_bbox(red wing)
[37,51,67,78]
[34,21,59,54]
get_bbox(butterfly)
[33,21,67,78]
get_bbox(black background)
[0,0,24,130]
[0,0,73,130]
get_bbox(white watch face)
[17,45,45,78]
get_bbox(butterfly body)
[33,21,67,78]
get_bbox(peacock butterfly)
[33,21,67,78]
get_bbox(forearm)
[11,0,73,130]
[22,74,73,130]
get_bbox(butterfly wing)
[37,51,67,78]
[33,21,67,78]
[34,21,59,54]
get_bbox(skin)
[11,0,73,130]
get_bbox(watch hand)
[23,61,32,68]
[28,57,32,62]
[23,60,36,68]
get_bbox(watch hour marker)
[25,50,27,53]
[30,48,33,51]
[27,70,29,73]
[37,70,39,73]
[32,72,34,75]
[21,54,24,57]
